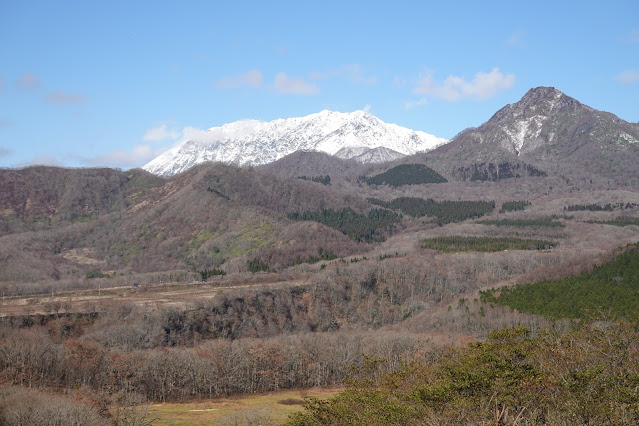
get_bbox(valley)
[1,87,639,424]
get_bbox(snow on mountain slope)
[143,110,447,176]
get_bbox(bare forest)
[1,158,639,424]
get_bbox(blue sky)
[1,0,638,169]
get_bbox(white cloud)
[84,144,168,168]
[275,45,292,55]
[404,97,428,109]
[273,72,319,95]
[216,70,263,89]
[506,31,525,48]
[393,76,408,89]
[363,104,371,112]
[16,73,41,90]
[143,124,181,141]
[413,68,515,101]
[344,64,378,84]
[45,91,86,105]
[28,155,63,167]
[626,29,639,43]
[615,70,639,85]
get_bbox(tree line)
[589,216,639,227]
[478,217,566,228]
[421,236,556,253]
[499,200,531,213]
[565,202,637,211]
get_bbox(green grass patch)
[228,220,275,256]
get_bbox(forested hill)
[364,163,447,187]
[482,241,639,319]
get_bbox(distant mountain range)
[143,110,447,176]
[2,88,639,283]
[143,87,639,184]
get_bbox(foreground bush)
[289,321,639,425]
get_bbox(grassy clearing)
[147,387,342,425]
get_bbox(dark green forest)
[421,236,556,253]
[369,197,494,225]
[287,208,401,242]
[298,175,331,186]
[481,241,639,319]
[364,164,447,187]
[590,216,639,227]
[499,200,531,213]
[478,217,565,228]
[566,202,637,212]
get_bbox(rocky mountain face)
[424,87,639,183]
[143,110,447,176]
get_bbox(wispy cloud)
[273,72,319,95]
[404,97,428,109]
[27,155,63,167]
[45,91,86,105]
[16,73,41,90]
[413,68,515,101]
[0,147,11,157]
[615,69,639,85]
[143,124,181,142]
[275,45,292,55]
[363,104,372,113]
[344,64,378,84]
[84,144,168,168]
[623,29,639,43]
[506,31,525,48]
[216,70,263,89]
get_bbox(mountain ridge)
[143,110,447,176]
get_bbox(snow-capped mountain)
[439,86,639,158]
[143,110,447,176]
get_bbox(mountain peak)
[143,111,447,176]
[439,86,639,178]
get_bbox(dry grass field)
[147,387,342,425]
